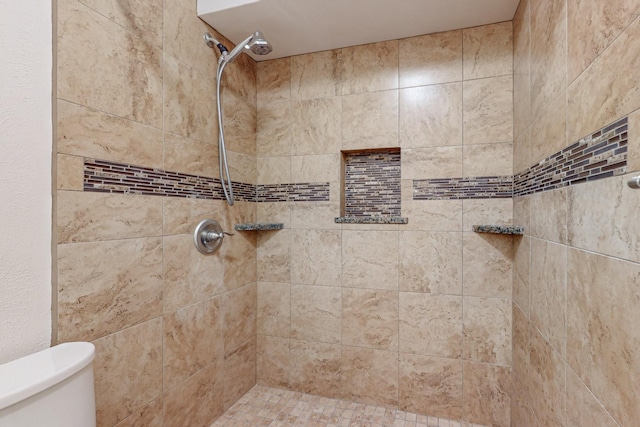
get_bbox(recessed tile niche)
[341,148,402,218]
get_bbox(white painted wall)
[0,0,52,364]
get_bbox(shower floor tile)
[211,385,487,427]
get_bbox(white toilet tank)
[0,342,96,427]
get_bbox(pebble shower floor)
[211,385,488,427]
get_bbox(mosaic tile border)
[413,176,513,200]
[84,159,330,203]
[344,149,401,217]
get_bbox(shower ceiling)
[197,0,520,61]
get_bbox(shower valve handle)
[193,219,233,254]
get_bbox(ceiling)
[197,0,520,61]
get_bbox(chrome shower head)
[247,31,273,55]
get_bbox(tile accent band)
[83,159,330,203]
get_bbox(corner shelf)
[234,223,284,231]
[472,225,524,235]
[335,216,408,225]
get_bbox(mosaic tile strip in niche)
[413,176,513,200]
[344,149,401,217]
[514,117,628,196]
[84,159,330,203]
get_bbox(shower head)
[223,31,273,62]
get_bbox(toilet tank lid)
[0,342,95,411]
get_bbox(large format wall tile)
[462,22,513,80]
[114,399,162,427]
[257,58,291,107]
[163,132,217,177]
[342,289,399,350]
[566,368,619,427]
[341,346,399,406]
[289,340,341,397]
[462,233,512,298]
[462,361,511,427]
[342,230,399,290]
[57,100,163,168]
[342,90,399,150]
[57,191,163,244]
[567,248,640,426]
[402,146,463,180]
[222,284,257,354]
[530,188,567,244]
[399,83,463,149]
[290,284,341,343]
[257,282,290,337]
[93,319,163,427]
[291,229,341,286]
[463,75,513,145]
[530,91,567,164]
[399,293,462,358]
[256,335,290,388]
[222,88,257,156]
[257,102,291,157]
[463,296,511,366]
[58,238,163,342]
[341,41,399,94]
[528,326,565,427]
[58,1,162,128]
[223,337,256,410]
[257,229,291,282]
[399,30,462,88]
[290,98,342,155]
[291,50,341,101]
[463,142,513,177]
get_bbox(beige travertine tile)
[530,0,566,121]
[513,127,531,175]
[566,368,619,427]
[567,248,640,426]
[57,100,163,167]
[462,22,513,80]
[257,58,291,107]
[568,174,640,262]
[222,284,257,354]
[342,289,399,350]
[57,1,163,128]
[162,360,224,427]
[257,282,290,337]
[531,91,567,164]
[342,90,399,150]
[628,108,640,172]
[222,88,257,156]
[512,304,530,396]
[568,19,640,143]
[530,239,566,357]
[567,0,640,83]
[462,362,511,427]
[528,326,565,427]
[163,234,224,313]
[513,0,530,69]
[399,353,463,419]
[401,197,463,232]
[226,150,256,184]
[289,340,341,397]
[290,200,341,230]
[399,30,462,88]
[162,0,217,77]
[163,132,217,177]
[93,319,162,427]
[80,0,162,47]
[163,53,216,143]
[114,398,162,427]
[290,284,341,343]
[341,230,399,290]
[58,238,162,342]
[223,228,257,292]
[163,197,227,236]
[163,297,223,390]
[257,229,291,282]
[463,76,513,145]
[223,337,256,410]
[257,156,291,184]
[402,147,463,180]
[290,97,342,155]
[399,293,462,358]
[512,194,531,235]
[341,346,398,406]
[530,187,567,244]
[256,102,291,157]
[291,154,340,183]
[513,52,531,143]
[462,233,512,298]
[399,83,463,149]
[463,142,513,177]
[57,154,84,191]
[290,229,341,286]
[221,52,258,107]
[256,335,290,388]
[513,236,530,315]
[341,40,398,95]
[463,296,511,366]
[257,202,291,227]
[57,191,162,243]
[462,199,513,231]
[291,50,341,101]
[399,231,462,294]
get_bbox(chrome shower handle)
[194,219,233,254]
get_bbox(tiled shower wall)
[55,0,258,425]
[255,23,514,426]
[512,1,640,426]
